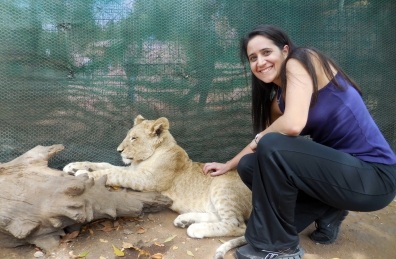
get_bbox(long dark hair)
[240,25,362,134]
[240,25,297,134]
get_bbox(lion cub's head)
[117,115,173,164]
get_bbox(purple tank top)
[277,73,396,165]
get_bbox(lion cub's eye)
[131,137,137,142]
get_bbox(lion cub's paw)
[186,223,207,239]
[63,162,95,175]
[74,169,93,178]
[173,215,195,228]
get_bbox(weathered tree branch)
[0,144,172,250]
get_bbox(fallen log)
[0,144,172,250]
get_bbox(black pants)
[237,133,396,251]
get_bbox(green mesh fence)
[1,0,395,169]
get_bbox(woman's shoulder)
[286,47,337,90]
[284,57,308,74]
[286,47,322,68]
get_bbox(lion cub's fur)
[63,115,251,259]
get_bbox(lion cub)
[63,115,251,259]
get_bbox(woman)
[203,24,396,259]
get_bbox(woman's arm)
[204,92,286,176]
[204,58,315,176]
[254,58,313,142]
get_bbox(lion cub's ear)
[134,115,145,126]
[151,117,169,136]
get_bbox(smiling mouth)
[260,66,273,73]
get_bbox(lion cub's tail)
[213,236,247,259]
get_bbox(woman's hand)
[203,136,258,177]
[203,162,231,177]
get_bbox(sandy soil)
[0,200,395,259]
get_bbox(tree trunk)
[0,144,172,250]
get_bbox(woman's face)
[246,35,289,86]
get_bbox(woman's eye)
[263,50,272,56]
[249,56,257,62]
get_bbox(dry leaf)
[88,220,101,227]
[172,246,178,250]
[112,245,125,257]
[138,249,151,258]
[123,216,142,222]
[116,225,124,231]
[164,235,177,242]
[219,239,226,243]
[99,257,106,259]
[151,253,163,259]
[122,242,134,249]
[137,227,147,234]
[111,185,121,190]
[100,239,108,243]
[60,231,79,244]
[121,242,150,258]
[88,229,94,235]
[187,250,194,256]
[154,242,164,247]
[101,221,114,228]
[99,221,115,232]
[99,226,114,232]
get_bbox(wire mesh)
[0,0,395,169]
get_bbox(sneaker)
[235,244,305,259]
[310,209,349,244]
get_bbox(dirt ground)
[0,200,395,259]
